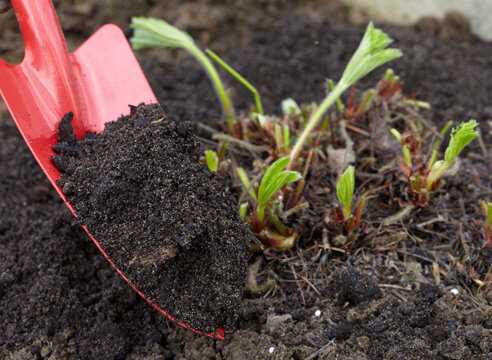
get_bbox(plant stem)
[289,83,347,169]
[188,46,236,129]
[206,49,264,115]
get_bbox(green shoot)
[206,49,264,115]
[289,22,402,169]
[391,129,412,168]
[205,150,219,173]
[483,202,492,226]
[130,17,235,129]
[327,79,345,113]
[483,201,492,247]
[257,157,302,223]
[283,124,291,150]
[274,124,283,152]
[236,167,257,202]
[383,68,399,83]
[336,166,355,220]
[427,120,479,189]
[281,98,302,117]
[428,121,453,170]
[239,202,249,221]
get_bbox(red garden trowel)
[0,0,224,340]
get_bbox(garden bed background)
[0,1,491,359]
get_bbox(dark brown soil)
[1,2,492,359]
[52,103,251,333]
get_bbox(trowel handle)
[11,0,71,64]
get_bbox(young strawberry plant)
[391,120,479,207]
[329,166,368,244]
[130,18,403,252]
[288,22,402,169]
[237,157,302,251]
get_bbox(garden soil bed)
[1,3,492,360]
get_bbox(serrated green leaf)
[341,23,402,87]
[336,166,355,219]
[444,120,479,164]
[131,17,195,50]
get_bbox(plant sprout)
[256,157,302,223]
[236,158,302,251]
[333,166,367,235]
[391,120,479,206]
[282,98,302,117]
[426,120,479,189]
[483,201,492,247]
[205,150,219,173]
[131,17,235,129]
[484,202,492,226]
[390,129,412,168]
[288,22,402,169]
[336,166,355,220]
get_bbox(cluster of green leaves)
[130,17,403,251]
[237,157,302,250]
[391,120,479,206]
[426,120,479,188]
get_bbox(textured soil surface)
[1,1,492,359]
[52,104,250,333]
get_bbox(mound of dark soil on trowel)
[52,103,252,332]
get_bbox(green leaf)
[257,157,302,222]
[484,202,492,225]
[206,49,264,115]
[444,120,479,165]
[239,202,249,221]
[341,22,402,88]
[289,23,401,169]
[281,98,301,116]
[130,17,235,129]
[336,166,355,219]
[131,17,195,50]
[236,167,257,202]
[205,150,219,173]
[390,128,402,142]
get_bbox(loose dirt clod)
[53,103,252,332]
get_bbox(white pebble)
[450,288,459,296]
[268,347,275,354]
[314,310,322,317]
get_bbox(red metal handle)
[9,0,82,121]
